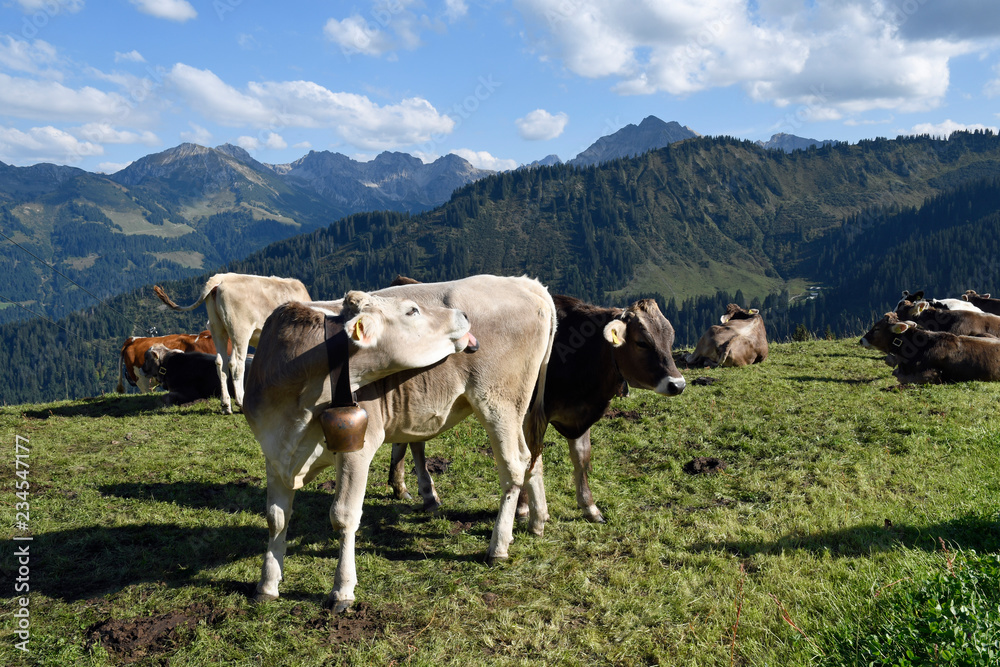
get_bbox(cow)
[894,299,1000,337]
[388,292,687,524]
[153,273,311,414]
[962,290,1000,315]
[896,289,982,313]
[140,345,233,406]
[117,330,218,394]
[860,312,1000,384]
[685,304,768,367]
[243,275,556,611]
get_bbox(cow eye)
[406,306,420,316]
[635,339,651,350]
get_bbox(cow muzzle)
[461,331,479,353]
[657,374,686,396]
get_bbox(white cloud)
[908,119,999,139]
[0,37,60,76]
[986,61,1000,98]
[180,122,212,145]
[236,131,288,152]
[73,122,158,145]
[324,15,395,57]
[237,33,260,50]
[94,161,132,174]
[516,109,568,140]
[293,140,312,150]
[166,63,456,150]
[0,125,102,165]
[114,50,146,63]
[449,148,516,171]
[129,0,196,22]
[515,0,987,119]
[444,0,468,22]
[15,0,84,13]
[0,73,127,122]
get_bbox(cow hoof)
[252,592,279,603]
[486,554,509,566]
[323,597,354,613]
[529,521,545,536]
[420,499,442,513]
[584,506,606,523]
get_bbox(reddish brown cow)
[117,331,218,393]
[685,304,768,367]
[860,312,1000,384]
[895,300,1000,337]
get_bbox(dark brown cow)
[860,312,1000,384]
[117,330,218,393]
[895,300,1000,337]
[685,304,768,367]
[962,290,1000,315]
[389,292,687,523]
[141,345,236,406]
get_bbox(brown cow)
[685,304,768,367]
[860,312,1000,384]
[117,330,217,393]
[389,293,687,523]
[962,290,1000,315]
[895,300,1000,337]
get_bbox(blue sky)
[2,0,1000,173]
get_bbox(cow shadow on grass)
[787,375,882,385]
[20,393,209,419]
[691,513,1000,559]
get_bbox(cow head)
[141,344,173,378]
[895,299,931,320]
[895,289,925,310]
[604,299,685,396]
[719,303,759,323]
[341,290,477,387]
[860,312,910,353]
[963,289,991,301]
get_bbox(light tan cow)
[243,275,556,611]
[686,304,768,367]
[153,273,311,413]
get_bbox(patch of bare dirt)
[692,376,718,386]
[86,602,234,663]
[425,456,450,474]
[683,457,729,475]
[305,601,397,644]
[605,408,641,421]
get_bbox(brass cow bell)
[320,404,368,453]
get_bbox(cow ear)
[720,313,732,324]
[890,322,910,334]
[962,294,970,301]
[603,320,627,348]
[915,300,929,314]
[749,308,759,315]
[347,313,382,348]
[986,293,992,299]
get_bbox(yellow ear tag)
[353,320,363,340]
[611,328,621,345]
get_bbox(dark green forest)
[5,132,1000,405]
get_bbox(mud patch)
[316,479,336,492]
[86,602,233,663]
[605,408,641,421]
[683,457,729,475]
[425,456,450,474]
[692,376,718,386]
[305,601,396,644]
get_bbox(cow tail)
[717,341,733,367]
[153,275,220,312]
[527,290,558,466]
[116,349,125,394]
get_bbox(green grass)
[1,338,998,665]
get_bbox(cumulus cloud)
[324,15,395,57]
[293,140,312,150]
[0,73,128,122]
[908,119,999,138]
[0,125,102,165]
[0,37,60,77]
[449,148,517,171]
[516,109,568,140]
[444,0,468,22]
[166,63,456,150]
[114,50,146,63]
[515,0,990,120]
[324,0,466,58]
[73,122,158,145]
[129,0,196,22]
[235,131,288,152]
[179,122,212,145]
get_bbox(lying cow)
[685,304,768,367]
[117,330,218,393]
[389,292,687,524]
[895,299,1000,337]
[896,289,982,313]
[860,312,1000,384]
[141,345,232,406]
[154,273,311,414]
[962,290,1000,315]
[243,275,555,611]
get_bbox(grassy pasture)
[1,338,998,666]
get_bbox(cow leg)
[388,443,411,500]
[255,461,296,602]
[326,437,380,613]
[228,338,251,410]
[410,441,441,511]
[515,455,549,534]
[135,369,152,393]
[567,430,604,523]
